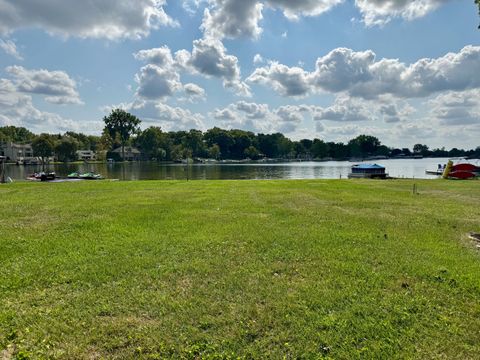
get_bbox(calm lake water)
[5,157,476,181]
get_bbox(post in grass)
[0,156,6,184]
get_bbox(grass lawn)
[1,179,479,359]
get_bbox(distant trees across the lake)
[1,112,479,162]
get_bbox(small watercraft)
[448,171,476,180]
[78,172,104,180]
[442,161,479,180]
[27,172,56,182]
[452,163,480,173]
[68,172,103,180]
[425,170,443,175]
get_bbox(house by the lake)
[76,150,96,161]
[0,142,37,164]
[112,146,142,161]
[348,164,387,179]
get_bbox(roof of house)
[353,164,385,169]
[112,147,141,154]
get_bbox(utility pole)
[0,156,6,184]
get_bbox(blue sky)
[0,0,479,149]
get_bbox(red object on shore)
[448,171,476,179]
[452,163,480,172]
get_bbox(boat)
[442,161,479,180]
[448,171,476,180]
[78,172,104,180]
[27,172,56,182]
[68,172,104,180]
[452,163,480,173]
[348,164,388,179]
[425,170,443,175]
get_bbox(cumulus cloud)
[253,54,265,65]
[134,39,250,99]
[247,61,310,97]
[114,100,206,130]
[429,89,480,126]
[0,39,23,60]
[0,0,177,40]
[312,96,373,122]
[183,83,206,101]
[211,102,311,133]
[202,0,264,39]
[249,46,480,100]
[133,46,176,67]
[0,78,84,131]
[201,0,343,39]
[235,101,269,119]
[6,65,82,105]
[187,38,251,95]
[198,0,450,40]
[134,64,182,100]
[355,0,449,26]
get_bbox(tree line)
[1,109,479,162]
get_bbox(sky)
[0,0,479,149]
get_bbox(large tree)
[32,135,55,169]
[136,127,169,160]
[55,137,78,162]
[103,109,141,161]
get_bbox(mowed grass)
[1,179,480,359]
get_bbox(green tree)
[204,127,233,158]
[32,135,55,169]
[55,138,79,162]
[103,109,141,161]
[182,129,206,158]
[348,135,381,157]
[208,144,221,160]
[136,127,168,160]
[0,126,35,143]
[311,139,329,159]
[413,144,429,156]
[244,146,261,160]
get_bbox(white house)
[76,150,96,161]
[112,146,142,161]
[0,142,36,163]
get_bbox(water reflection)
[3,158,465,181]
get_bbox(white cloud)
[202,0,264,39]
[187,38,251,96]
[6,65,82,105]
[199,0,451,40]
[133,46,176,67]
[114,100,206,130]
[312,96,373,122]
[0,0,177,40]
[134,39,250,99]
[249,46,480,100]
[0,39,23,60]
[428,89,480,126]
[211,102,311,133]
[183,83,206,101]
[253,54,264,65]
[0,78,84,132]
[355,0,449,26]
[247,61,310,97]
[134,64,182,100]
[235,101,269,119]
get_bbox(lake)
[4,157,472,181]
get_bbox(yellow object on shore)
[442,160,453,179]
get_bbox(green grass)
[1,180,479,359]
